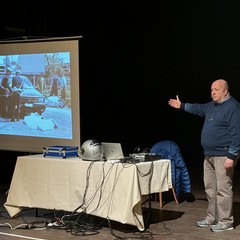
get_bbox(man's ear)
[225,89,229,96]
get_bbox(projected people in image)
[36,73,46,94]
[50,72,60,97]
[0,52,72,140]
[9,70,23,122]
[59,71,67,101]
[0,67,12,119]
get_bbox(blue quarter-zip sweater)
[181,96,240,160]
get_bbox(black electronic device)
[121,153,162,163]
[130,153,161,162]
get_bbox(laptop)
[101,142,124,160]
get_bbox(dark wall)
[0,151,29,185]
[1,1,240,184]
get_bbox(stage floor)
[0,166,240,240]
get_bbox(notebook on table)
[101,142,124,161]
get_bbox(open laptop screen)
[101,142,124,160]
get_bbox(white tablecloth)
[4,155,172,230]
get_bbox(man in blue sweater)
[168,79,240,232]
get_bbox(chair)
[150,140,192,207]
[158,184,178,208]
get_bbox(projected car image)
[0,75,47,119]
[18,76,47,118]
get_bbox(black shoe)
[177,192,186,203]
[10,118,15,122]
[184,192,196,202]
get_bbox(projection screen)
[0,36,82,153]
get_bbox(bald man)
[168,79,240,232]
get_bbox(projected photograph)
[0,52,72,139]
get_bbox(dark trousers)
[9,93,21,120]
[0,96,10,118]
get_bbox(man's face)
[211,81,228,103]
